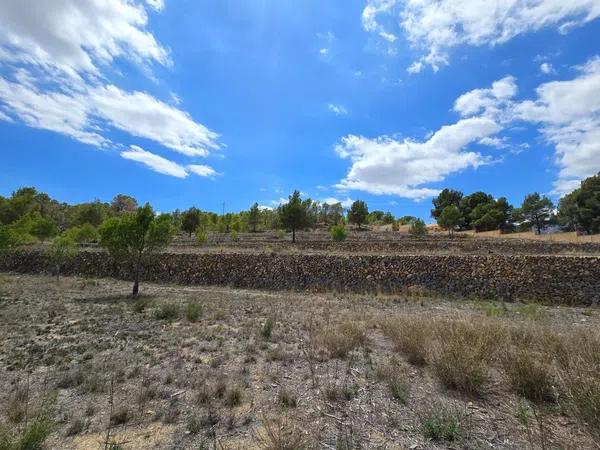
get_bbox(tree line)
[431,172,600,236]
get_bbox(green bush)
[64,224,99,244]
[154,302,180,320]
[421,407,463,442]
[185,301,202,322]
[230,230,239,242]
[195,228,208,246]
[408,219,428,236]
[330,224,347,242]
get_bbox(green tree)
[278,190,309,243]
[99,204,176,296]
[438,205,464,236]
[75,201,107,227]
[64,223,99,244]
[431,189,463,220]
[521,193,554,234]
[398,215,418,225]
[471,197,513,232]
[348,200,369,230]
[111,194,138,214]
[570,173,600,234]
[408,218,428,236]
[48,234,78,282]
[248,203,260,232]
[382,212,395,225]
[30,216,58,243]
[459,191,494,229]
[330,224,347,241]
[181,207,201,237]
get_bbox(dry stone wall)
[1,250,599,305]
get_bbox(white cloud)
[335,116,500,199]
[454,76,517,118]
[121,146,188,178]
[362,0,600,72]
[0,0,169,78]
[187,164,219,177]
[0,109,13,122]
[145,0,165,12]
[540,62,555,74]
[321,197,355,208]
[478,136,508,148]
[0,74,220,157]
[513,57,600,194]
[328,103,348,116]
[0,1,221,177]
[88,85,219,156]
[0,75,107,146]
[319,48,329,55]
[334,56,600,198]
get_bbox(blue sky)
[1,0,599,220]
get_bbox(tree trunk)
[56,264,60,283]
[292,228,296,243]
[132,264,140,297]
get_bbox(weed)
[224,385,243,408]
[278,388,298,408]
[502,349,556,403]
[255,414,308,450]
[185,301,202,322]
[320,321,366,359]
[261,316,276,340]
[110,406,130,426]
[154,302,180,320]
[420,407,463,442]
[381,318,429,366]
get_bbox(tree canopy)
[99,204,176,296]
[348,200,369,229]
[278,191,309,243]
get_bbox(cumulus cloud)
[320,197,355,208]
[0,0,221,177]
[0,75,107,146]
[362,0,600,72]
[335,117,500,199]
[0,73,220,157]
[514,57,600,194]
[454,76,517,118]
[335,56,600,199]
[121,146,189,178]
[0,0,169,78]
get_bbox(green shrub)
[195,228,208,246]
[330,224,347,242]
[408,219,428,236]
[421,408,462,442]
[185,301,202,322]
[230,230,239,242]
[275,229,285,240]
[260,316,276,339]
[64,224,99,244]
[154,302,180,320]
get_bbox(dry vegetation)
[1,273,599,449]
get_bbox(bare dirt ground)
[1,273,599,449]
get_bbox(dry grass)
[1,273,599,448]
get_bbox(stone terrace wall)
[188,239,600,255]
[1,250,599,305]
